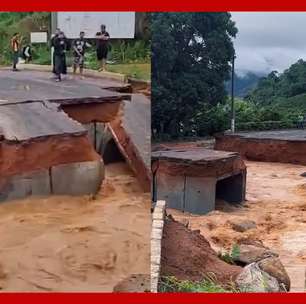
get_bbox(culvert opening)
[216,173,244,204]
[102,138,125,164]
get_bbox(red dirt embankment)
[0,135,99,179]
[62,102,122,124]
[215,135,306,166]
[161,216,242,286]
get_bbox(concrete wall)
[151,200,166,293]
[156,170,245,215]
[0,159,104,203]
[156,171,217,215]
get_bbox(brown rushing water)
[0,162,150,291]
[169,161,306,292]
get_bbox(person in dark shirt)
[95,24,110,71]
[51,28,61,74]
[11,33,21,71]
[53,31,68,82]
[72,31,91,77]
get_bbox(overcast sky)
[231,12,306,76]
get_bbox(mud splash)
[169,161,306,292]
[0,162,150,291]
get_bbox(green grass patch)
[218,244,240,265]
[107,63,150,81]
[158,276,237,293]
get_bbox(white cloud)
[231,12,306,75]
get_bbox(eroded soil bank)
[169,161,306,292]
[0,162,150,291]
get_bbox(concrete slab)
[0,70,130,106]
[122,94,151,168]
[0,169,50,202]
[51,160,104,196]
[0,101,85,141]
[152,148,238,165]
[223,129,306,141]
[109,94,151,191]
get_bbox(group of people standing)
[51,24,110,81]
[11,24,110,82]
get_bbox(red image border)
[1,4,306,303]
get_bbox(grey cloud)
[231,12,306,75]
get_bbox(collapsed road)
[0,69,150,291]
[0,70,150,200]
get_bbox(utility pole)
[231,54,236,133]
[50,13,57,67]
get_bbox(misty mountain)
[226,71,266,97]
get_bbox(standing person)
[61,31,70,76]
[22,44,32,63]
[11,33,20,71]
[53,31,68,82]
[72,31,91,78]
[96,24,110,71]
[51,28,61,74]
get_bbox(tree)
[151,12,237,139]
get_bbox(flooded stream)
[0,162,150,291]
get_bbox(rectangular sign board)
[56,12,135,39]
[30,32,48,43]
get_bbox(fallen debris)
[160,215,242,287]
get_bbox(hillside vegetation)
[0,12,150,79]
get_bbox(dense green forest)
[152,12,306,140]
[151,12,237,139]
[0,12,151,78]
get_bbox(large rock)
[230,219,257,232]
[113,274,150,292]
[236,263,280,292]
[258,257,290,291]
[234,244,278,265]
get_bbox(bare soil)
[0,135,99,179]
[161,216,242,286]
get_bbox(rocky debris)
[236,263,280,292]
[258,257,290,291]
[233,242,290,292]
[230,219,257,232]
[113,274,150,292]
[161,215,242,286]
[233,243,278,265]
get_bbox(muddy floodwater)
[169,161,306,292]
[0,162,150,291]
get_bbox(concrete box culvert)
[152,148,247,215]
[0,169,51,202]
[51,160,104,196]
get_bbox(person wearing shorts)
[96,24,110,71]
[73,31,91,77]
